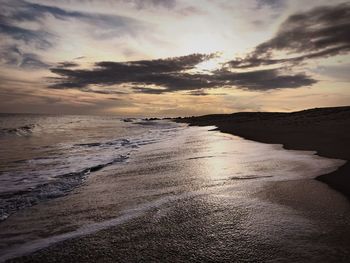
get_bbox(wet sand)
[1,122,350,262]
[176,106,350,197]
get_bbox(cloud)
[0,46,49,69]
[228,2,350,68]
[56,62,80,68]
[0,0,145,58]
[0,0,146,70]
[49,53,215,89]
[313,63,350,81]
[49,54,316,93]
[255,0,286,10]
[2,0,144,35]
[260,2,350,53]
[124,0,177,9]
[2,0,87,22]
[132,87,166,94]
[187,90,210,96]
[4,0,331,95]
[30,0,177,10]
[2,0,135,24]
[0,23,54,50]
[212,68,316,91]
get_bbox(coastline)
[174,106,350,198]
[2,117,350,262]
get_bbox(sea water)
[0,114,182,220]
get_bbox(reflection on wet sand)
[1,125,349,262]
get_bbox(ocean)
[0,114,349,262]
[0,114,182,221]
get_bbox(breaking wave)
[0,155,128,221]
[0,124,36,137]
[0,119,183,221]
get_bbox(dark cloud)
[187,90,210,96]
[0,23,53,50]
[228,2,350,68]
[212,69,316,91]
[126,0,176,9]
[49,54,316,93]
[57,62,80,68]
[17,53,49,69]
[96,53,216,73]
[260,3,350,53]
[39,0,177,10]
[132,87,166,94]
[2,0,141,28]
[0,0,144,58]
[0,46,49,69]
[49,54,215,89]
[83,89,127,95]
[256,0,285,10]
[0,0,146,73]
[2,0,87,22]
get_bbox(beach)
[176,106,350,198]
[1,112,350,262]
[1,0,350,261]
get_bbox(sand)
[175,106,350,197]
[2,108,350,262]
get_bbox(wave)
[0,137,137,221]
[74,138,132,148]
[0,124,36,137]
[73,137,164,150]
[0,155,129,221]
[0,119,183,222]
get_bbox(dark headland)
[174,106,350,198]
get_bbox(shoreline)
[2,116,350,262]
[174,106,350,198]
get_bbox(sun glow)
[196,59,220,72]
[195,56,228,73]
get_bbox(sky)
[0,0,349,116]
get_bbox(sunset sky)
[1,0,349,116]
